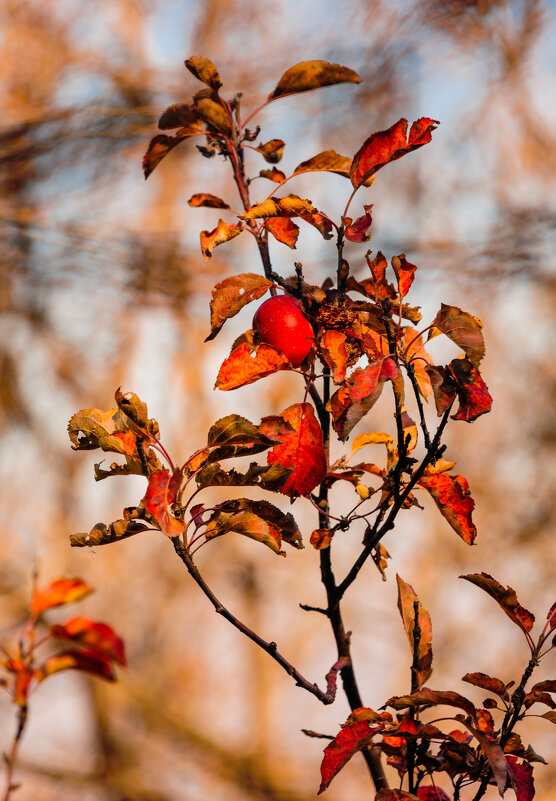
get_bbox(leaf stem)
[2,704,28,801]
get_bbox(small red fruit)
[253,295,314,367]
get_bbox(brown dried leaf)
[268,60,361,101]
[200,219,243,260]
[207,272,273,340]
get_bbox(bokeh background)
[1,0,556,798]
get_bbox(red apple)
[253,295,314,367]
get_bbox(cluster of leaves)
[318,575,556,801]
[64,54,553,801]
[1,578,125,800]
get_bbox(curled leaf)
[242,195,317,220]
[143,128,200,179]
[50,617,126,666]
[430,303,485,367]
[193,88,233,137]
[320,330,349,385]
[70,518,149,548]
[396,574,433,685]
[419,473,477,545]
[391,254,417,298]
[36,649,116,683]
[344,205,373,243]
[460,573,535,637]
[185,56,222,91]
[255,139,285,163]
[205,498,302,554]
[188,192,230,209]
[200,219,243,260]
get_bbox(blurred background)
[1,0,556,798]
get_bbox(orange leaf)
[255,139,285,163]
[31,578,93,616]
[419,473,476,544]
[396,575,433,685]
[260,403,326,497]
[259,167,286,183]
[392,254,417,298]
[36,649,116,682]
[200,219,243,260]
[204,498,301,554]
[50,617,126,666]
[242,195,316,220]
[188,192,230,209]
[216,343,290,390]
[207,273,273,340]
[402,327,433,399]
[264,217,299,248]
[310,528,333,550]
[320,330,349,384]
[268,60,361,101]
[142,468,185,537]
[294,150,352,178]
[351,117,439,188]
[193,88,233,137]
[349,250,396,301]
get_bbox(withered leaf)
[185,56,222,91]
[200,219,243,260]
[430,304,485,367]
[255,139,285,163]
[310,528,334,550]
[386,688,477,720]
[115,389,160,441]
[268,60,361,102]
[396,575,433,686]
[195,462,291,492]
[158,103,199,130]
[265,217,299,248]
[462,672,510,700]
[205,498,302,554]
[351,117,439,188]
[344,205,373,243]
[207,272,273,340]
[31,578,93,616]
[449,357,493,422]
[293,150,352,178]
[260,403,326,497]
[70,518,149,548]
[460,573,535,638]
[215,343,291,390]
[242,195,317,220]
[188,192,230,209]
[193,88,233,137]
[506,756,535,801]
[419,472,476,544]
[143,127,201,179]
[259,167,286,183]
[205,413,280,462]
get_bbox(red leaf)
[215,343,290,390]
[328,359,398,441]
[547,602,556,630]
[31,578,94,616]
[417,789,451,801]
[7,662,34,706]
[200,219,243,260]
[50,617,126,666]
[36,649,116,682]
[350,117,439,188]
[344,205,373,242]
[318,719,378,793]
[507,756,535,801]
[364,250,397,300]
[419,473,477,544]
[260,403,326,497]
[265,217,300,248]
[142,468,185,537]
[392,254,417,298]
[448,357,493,422]
[460,573,535,637]
[425,365,457,415]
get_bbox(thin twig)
[170,537,338,705]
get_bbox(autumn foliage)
[2,54,550,801]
